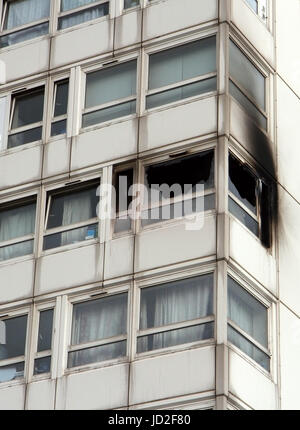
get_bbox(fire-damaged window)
[142,150,215,227]
[228,153,271,248]
[113,167,134,234]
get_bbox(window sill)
[0,377,25,390]
[0,33,50,53]
[228,212,263,246]
[55,15,109,36]
[0,253,35,269]
[79,113,137,135]
[41,237,100,258]
[0,140,42,157]
[64,355,129,376]
[47,133,67,144]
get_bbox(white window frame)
[48,74,70,141]
[41,175,101,255]
[64,285,130,374]
[228,36,269,133]
[244,0,268,25]
[0,192,39,265]
[56,0,110,32]
[135,266,216,359]
[138,143,216,232]
[81,53,139,132]
[0,0,50,49]
[226,269,275,377]
[143,31,218,114]
[0,305,31,387]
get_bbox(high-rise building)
[0,0,299,411]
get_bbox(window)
[51,79,69,137]
[146,37,217,110]
[0,97,8,151]
[124,0,139,9]
[229,40,267,130]
[7,86,45,149]
[0,197,36,262]
[113,166,134,234]
[0,312,28,383]
[227,276,270,371]
[141,150,215,227]
[43,180,99,251]
[58,0,109,31]
[34,308,54,375]
[245,0,267,23]
[82,60,137,128]
[68,293,128,368]
[0,0,50,48]
[137,274,214,353]
[228,153,271,247]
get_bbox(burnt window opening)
[228,153,271,248]
[142,150,215,227]
[114,167,134,234]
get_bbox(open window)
[227,276,270,371]
[0,197,36,262]
[229,40,267,130]
[51,79,69,137]
[7,86,45,149]
[33,307,54,376]
[68,292,128,368]
[57,0,109,31]
[113,166,134,234]
[0,312,28,383]
[82,60,137,128]
[146,36,217,110]
[228,152,271,248]
[43,180,100,251]
[141,150,215,227]
[137,274,214,354]
[0,0,50,48]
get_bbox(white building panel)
[104,236,134,280]
[26,380,55,410]
[43,138,71,179]
[115,10,142,50]
[0,259,34,304]
[0,384,25,410]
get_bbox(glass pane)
[124,0,139,8]
[54,80,69,117]
[34,356,51,375]
[149,37,216,90]
[146,77,217,109]
[228,325,270,371]
[228,276,268,347]
[0,201,36,242]
[0,22,49,48]
[114,217,132,233]
[140,274,213,330]
[245,0,258,13]
[115,168,134,214]
[37,310,54,352]
[0,362,24,383]
[68,340,126,368]
[229,40,265,110]
[12,89,44,129]
[71,294,128,345]
[0,239,34,261]
[85,61,137,108]
[141,194,215,227]
[82,101,136,127]
[43,223,98,250]
[229,153,257,215]
[137,322,214,353]
[144,151,214,203]
[58,3,109,30]
[61,0,99,12]
[46,184,98,229]
[229,197,259,237]
[4,0,50,30]
[7,126,42,148]
[0,315,27,359]
[0,98,7,151]
[229,81,267,130]
[51,120,67,137]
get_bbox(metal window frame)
[57,0,110,31]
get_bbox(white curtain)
[0,203,35,261]
[60,190,94,246]
[59,3,107,30]
[139,275,213,351]
[5,0,50,30]
[70,294,127,367]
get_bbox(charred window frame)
[50,78,69,138]
[0,196,37,262]
[57,0,109,31]
[0,308,29,384]
[136,273,215,355]
[113,165,135,235]
[43,179,100,252]
[67,291,128,370]
[228,152,271,248]
[141,150,215,228]
[0,0,50,49]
